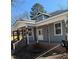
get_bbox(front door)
[37,29,43,40]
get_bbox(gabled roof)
[32,12,50,20]
[35,11,68,26]
[12,9,68,31]
[50,9,68,17]
[31,9,68,20]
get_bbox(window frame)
[54,21,63,36]
[28,28,33,37]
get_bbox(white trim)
[35,12,68,26]
[36,27,39,43]
[12,12,67,31]
[54,21,63,36]
[42,15,45,20]
[28,28,34,40]
[32,28,34,40]
[28,28,33,37]
[13,41,20,50]
[32,13,50,20]
[27,34,29,44]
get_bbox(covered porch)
[11,20,36,52]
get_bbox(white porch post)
[27,34,29,45]
[36,27,38,43]
[64,16,68,40]
[37,39,38,43]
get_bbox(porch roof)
[12,10,68,31]
[11,19,35,31]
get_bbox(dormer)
[32,13,50,22]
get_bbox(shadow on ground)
[12,45,47,59]
[12,43,67,59]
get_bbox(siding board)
[35,20,66,43]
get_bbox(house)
[11,10,68,50]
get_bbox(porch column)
[33,27,37,41]
[17,30,19,40]
[27,34,29,44]
[22,28,24,39]
[25,28,28,45]
[64,16,68,40]
[13,31,14,40]
[27,28,30,45]
[36,27,39,43]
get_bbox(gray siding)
[42,25,49,41]
[36,25,49,43]
[48,21,65,43]
[36,20,66,43]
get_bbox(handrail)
[35,44,61,59]
[13,41,20,50]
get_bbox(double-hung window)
[54,22,62,36]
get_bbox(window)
[29,32,32,36]
[28,29,32,36]
[38,29,42,35]
[54,22,62,36]
[39,30,41,35]
[37,15,43,21]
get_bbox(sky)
[11,0,68,24]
